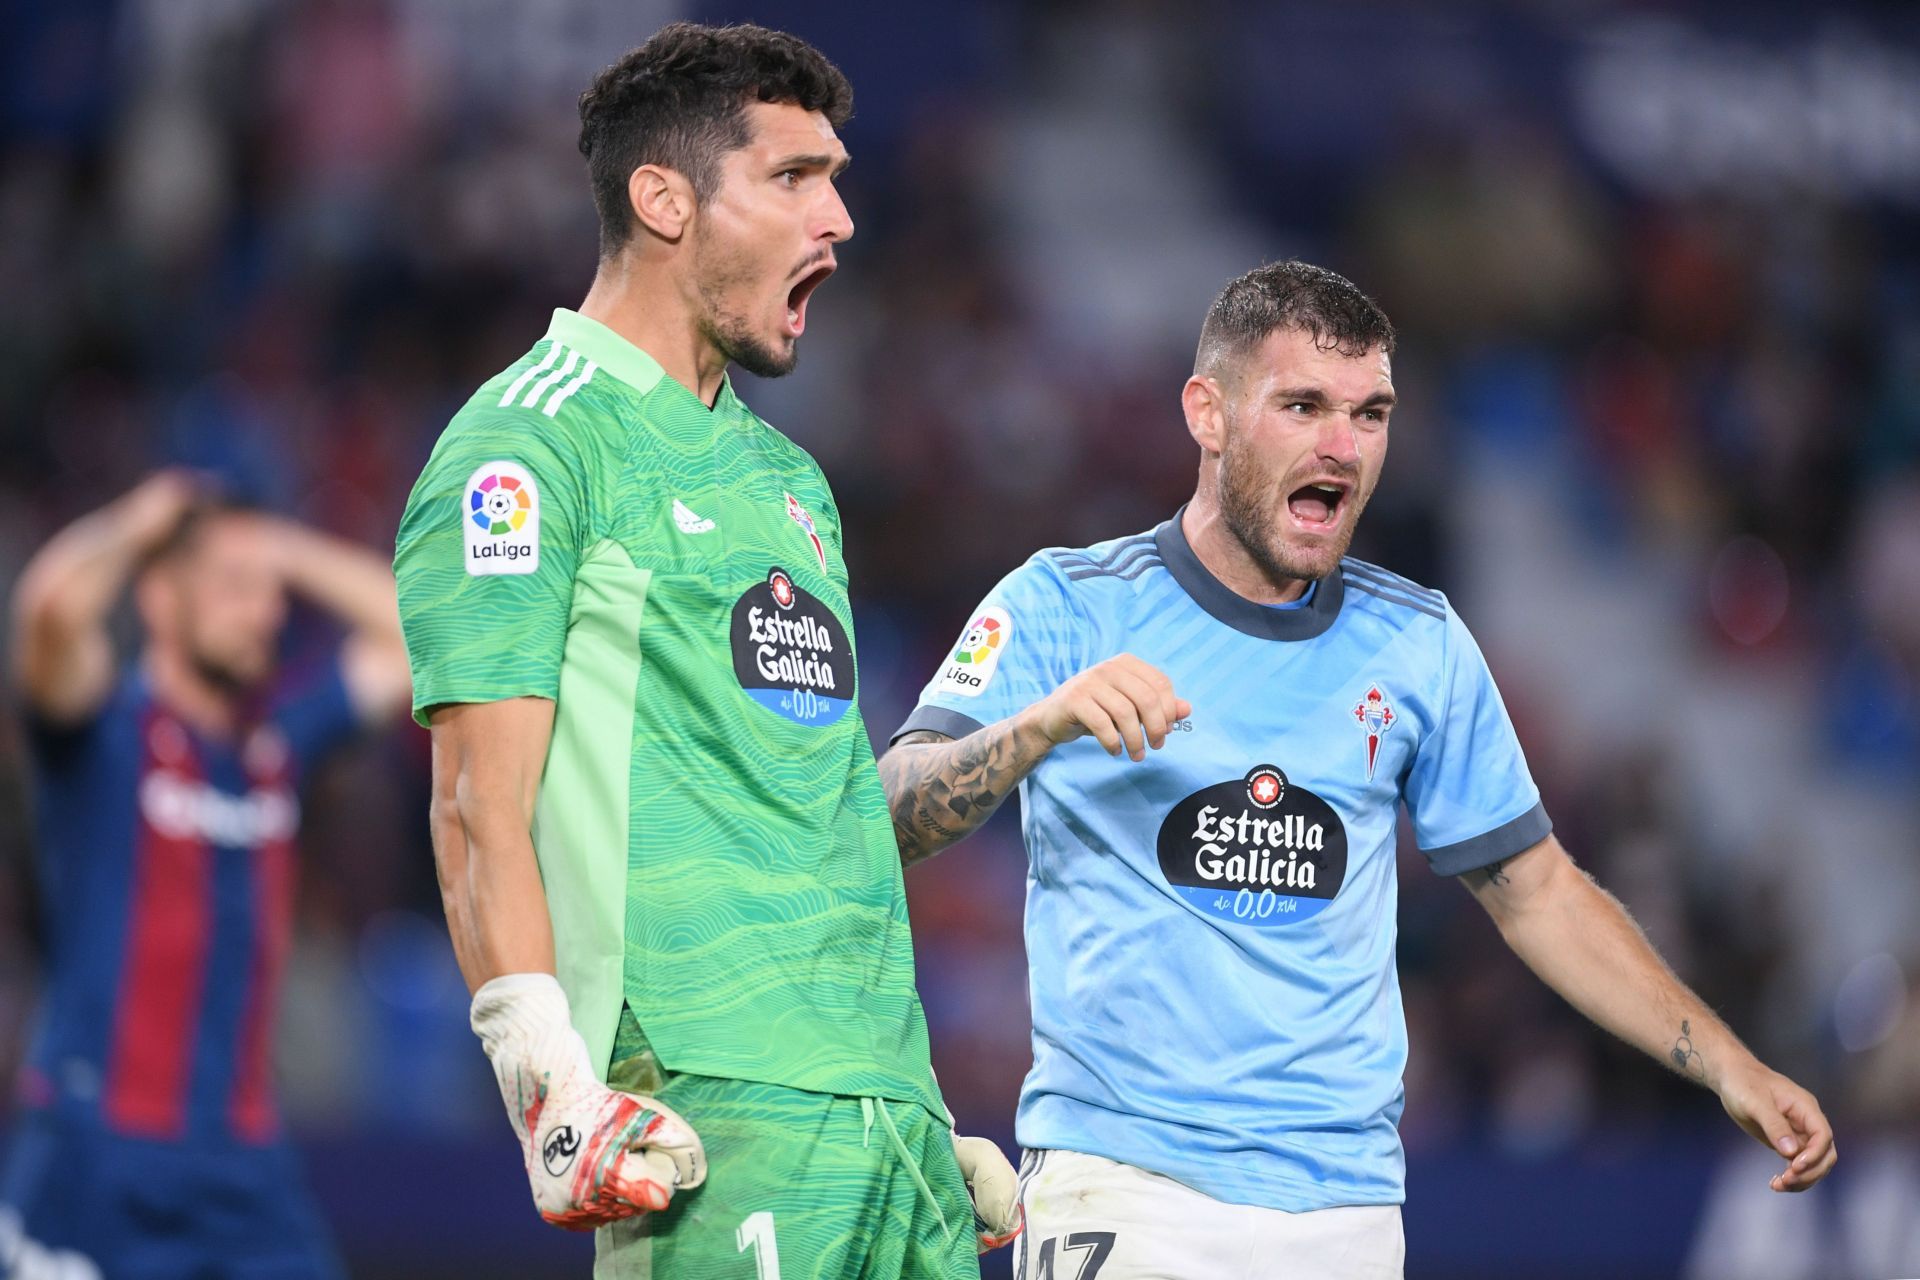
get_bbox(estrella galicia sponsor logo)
[731,567,855,726]
[1155,764,1349,927]
[542,1125,581,1177]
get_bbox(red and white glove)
[953,1133,1023,1253]
[471,974,706,1231]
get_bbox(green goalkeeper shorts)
[594,1011,978,1280]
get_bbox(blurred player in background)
[880,261,1837,1280]
[393,22,1017,1277]
[1,470,412,1279]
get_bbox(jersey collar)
[1155,505,1345,641]
[544,308,666,396]
[546,308,757,420]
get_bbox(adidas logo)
[673,499,716,535]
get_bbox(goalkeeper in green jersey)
[393,23,1018,1277]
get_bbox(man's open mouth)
[1285,479,1351,532]
[784,261,835,338]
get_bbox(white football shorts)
[1015,1148,1405,1280]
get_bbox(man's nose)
[818,186,854,243]
[1318,414,1361,466]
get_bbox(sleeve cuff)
[890,704,988,746]
[1423,800,1552,877]
[410,685,558,728]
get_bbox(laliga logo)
[470,472,531,535]
[954,615,1003,666]
[932,608,1010,698]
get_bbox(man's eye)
[1287,403,1314,415]
[779,170,802,186]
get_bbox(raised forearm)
[1489,854,1752,1089]
[15,473,196,634]
[270,520,404,644]
[12,472,198,717]
[878,715,1055,865]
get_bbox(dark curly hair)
[578,23,853,258]
[1195,260,1395,377]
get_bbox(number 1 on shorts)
[736,1210,781,1279]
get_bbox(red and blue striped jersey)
[18,660,358,1145]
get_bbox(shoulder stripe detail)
[1051,533,1155,571]
[1111,555,1164,582]
[519,346,580,409]
[1102,543,1158,579]
[1104,533,1156,563]
[1341,558,1441,604]
[1342,576,1446,620]
[542,359,597,417]
[498,342,561,408]
[1066,554,1164,583]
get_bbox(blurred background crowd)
[3,0,1918,1276]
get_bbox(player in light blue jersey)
[879,261,1836,1278]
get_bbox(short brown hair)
[1195,260,1395,377]
[578,23,854,258]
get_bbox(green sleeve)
[394,410,594,726]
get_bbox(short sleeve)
[394,410,592,726]
[1403,605,1552,876]
[271,652,359,776]
[24,705,108,774]
[892,555,1084,743]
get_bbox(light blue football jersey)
[894,508,1550,1212]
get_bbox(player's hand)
[1715,1060,1836,1192]
[1021,654,1191,762]
[116,469,203,545]
[471,974,707,1230]
[953,1133,1023,1253]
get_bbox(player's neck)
[143,647,245,739]
[579,258,729,408]
[1179,498,1314,606]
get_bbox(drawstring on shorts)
[861,1095,953,1245]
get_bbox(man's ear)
[1182,374,1229,456]
[629,164,695,242]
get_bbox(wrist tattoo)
[1670,1019,1707,1081]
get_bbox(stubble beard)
[186,640,268,698]
[694,228,798,380]
[1217,428,1363,587]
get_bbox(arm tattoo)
[1485,859,1512,887]
[878,723,1043,866]
[1670,1019,1707,1081]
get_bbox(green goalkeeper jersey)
[395,308,941,1116]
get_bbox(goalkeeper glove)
[471,973,706,1230]
[953,1133,1023,1253]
